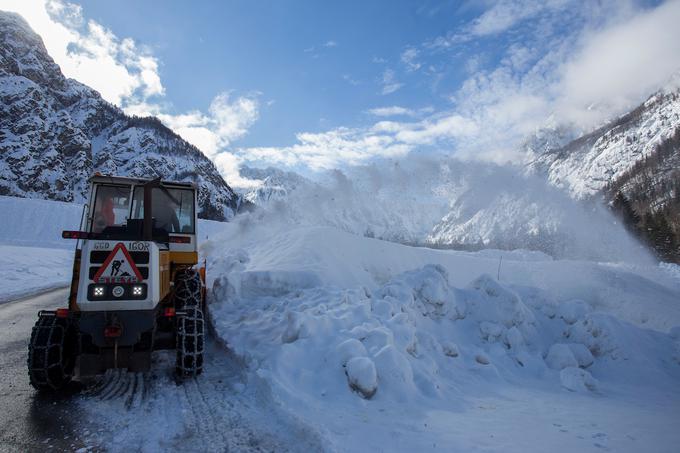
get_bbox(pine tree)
[612,191,640,232]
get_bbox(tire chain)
[27,315,74,390]
[174,269,202,309]
[176,306,205,377]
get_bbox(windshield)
[90,185,132,233]
[131,186,195,234]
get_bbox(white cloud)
[470,0,548,36]
[240,128,412,171]
[380,69,403,95]
[400,47,421,71]
[157,91,260,159]
[368,106,415,117]
[234,110,480,171]
[342,74,360,86]
[367,106,434,117]
[556,0,680,127]
[323,40,338,48]
[4,0,164,106]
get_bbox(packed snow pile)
[207,222,680,452]
[211,259,672,401]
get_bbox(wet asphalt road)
[0,288,86,452]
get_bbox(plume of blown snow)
[237,155,652,264]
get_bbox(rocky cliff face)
[0,11,242,220]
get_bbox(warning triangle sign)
[93,243,144,284]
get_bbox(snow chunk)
[560,367,599,392]
[469,274,534,328]
[545,344,578,370]
[372,298,395,319]
[336,339,368,366]
[567,343,594,368]
[378,264,465,320]
[504,326,525,350]
[281,312,307,344]
[373,345,414,397]
[345,357,378,399]
[362,327,394,355]
[558,300,591,325]
[479,321,505,342]
[442,342,459,358]
[566,313,621,358]
[475,354,490,365]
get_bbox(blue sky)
[5,0,680,186]
[73,0,483,145]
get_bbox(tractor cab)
[28,175,206,391]
[86,175,197,243]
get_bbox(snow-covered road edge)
[0,283,70,305]
[0,245,73,304]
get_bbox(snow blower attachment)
[28,175,206,391]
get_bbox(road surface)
[0,288,323,452]
[0,288,83,452]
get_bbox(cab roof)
[89,174,197,189]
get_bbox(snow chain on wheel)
[176,306,205,377]
[27,315,76,391]
[174,269,202,309]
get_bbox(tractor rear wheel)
[176,307,204,377]
[174,269,202,309]
[27,315,77,391]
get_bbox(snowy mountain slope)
[529,88,680,199]
[205,217,680,452]
[0,11,241,220]
[424,166,651,262]
[240,166,311,205]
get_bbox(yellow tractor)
[28,175,206,391]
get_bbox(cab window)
[90,185,131,233]
[130,187,195,234]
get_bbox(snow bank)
[207,223,680,452]
[0,245,73,301]
[1,195,83,248]
[205,222,680,331]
